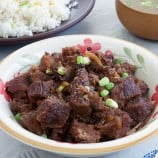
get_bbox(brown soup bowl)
[116,0,158,40]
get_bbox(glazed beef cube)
[135,79,149,96]
[49,128,66,141]
[88,73,99,87]
[70,120,100,143]
[96,107,132,139]
[21,111,42,135]
[6,74,30,99]
[62,47,79,65]
[68,68,89,94]
[36,97,70,128]
[57,65,76,82]
[68,68,92,116]
[68,94,91,117]
[10,99,33,114]
[115,62,136,75]
[29,67,48,81]
[125,97,154,126]
[39,53,62,72]
[88,91,105,111]
[100,53,113,66]
[39,53,53,72]
[27,80,53,102]
[102,66,121,83]
[111,77,141,107]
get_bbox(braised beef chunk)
[49,128,65,141]
[111,77,141,107]
[95,107,132,139]
[10,99,33,114]
[115,62,136,75]
[21,111,42,135]
[36,97,70,128]
[62,47,79,65]
[6,46,155,143]
[70,120,100,143]
[135,79,149,96]
[68,68,89,94]
[102,66,121,83]
[27,80,53,103]
[6,74,30,99]
[68,94,91,117]
[100,53,113,66]
[29,67,48,81]
[88,73,99,87]
[68,68,92,117]
[39,53,54,72]
[125,97,154,126]
[88,91,105,111]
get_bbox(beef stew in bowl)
[6,45,154,143]
[0,35,157,157]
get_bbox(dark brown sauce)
[121,0,158,14]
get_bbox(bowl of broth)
[116,0,158,40]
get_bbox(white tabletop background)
[0,0,158,158]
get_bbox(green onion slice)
[77,56,91,65]
[99,77,109,87]
[100,89,109,97]
[121,72,129,78]
[57,66,67,75]
[45,68,52,74]
[14,113,21,122]
[57,85,64,92]
[105,82,114,91]
[105,99,118,109]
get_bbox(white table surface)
[0,0,158,158]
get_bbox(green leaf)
[114,58,124,64]
[123,47,138,64]
[137,54,146,69]
[123,47,133,60]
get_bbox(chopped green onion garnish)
[41,133,47,138]
[57,66,67,75]
[100,89,109,97]
[105,99,118,109]
[105,82,114,91]
[45,68,52,74]
[57,85,64,92]
[121,72,129,78]
[77,56,83,64]
[14,113,21,122]
[99,77,109,87]
[77,56,91,65]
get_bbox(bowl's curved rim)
[0,119,157,154]
[0,34,158,155]
[117,0,158,15]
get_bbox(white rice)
[0,0,77,38]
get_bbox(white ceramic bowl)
[0,35,158,157]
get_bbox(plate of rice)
[0,0,95,45]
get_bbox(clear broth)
[121,0,158,14]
